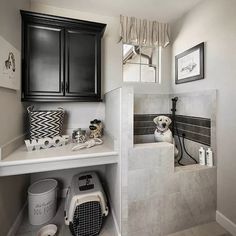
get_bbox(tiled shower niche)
[133,90,216,165]
[134,114,211,146]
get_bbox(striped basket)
[27,106,65,140]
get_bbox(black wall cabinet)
[21,11,106,102]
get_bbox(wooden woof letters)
[25,135,70,151]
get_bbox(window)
[122,44,160,83]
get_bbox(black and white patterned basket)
[27,106,65,140]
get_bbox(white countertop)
[0,136,119,176]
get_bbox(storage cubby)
[16,164,119,235]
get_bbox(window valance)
[119,15,170,48]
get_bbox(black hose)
[174,119,184,166]
[182,134,198,164]
[171,96,197,165]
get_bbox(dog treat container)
[72,128,87,143]
[28,179,58,225]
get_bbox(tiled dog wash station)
[128,90,217,235]
[1,1,236,236]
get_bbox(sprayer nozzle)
[172,97,178,102]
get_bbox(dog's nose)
[89,125,96,130]
[162,123,166,128]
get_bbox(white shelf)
[0,136,119,176]
[16,199,118,236]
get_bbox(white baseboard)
[216,210,236,236]
[110,206,121,236]
[106,190,121,236]
[7,202,27,236]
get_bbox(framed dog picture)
[0,36,20,90]
[175,42,204,84]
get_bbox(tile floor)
[167,221,231,236]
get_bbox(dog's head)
[89,119,102,134]
[153,115,172,131]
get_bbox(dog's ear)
[167,117,172,125]
[153,116,159,125]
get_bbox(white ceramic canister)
[28,179,58,225]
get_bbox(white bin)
[28,179,58,225]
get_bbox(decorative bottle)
[206,148,213,167]
[199,147,206,165]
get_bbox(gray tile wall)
[128,143,217,236]
[134,114,211,146]
[170,90,217,165]
[134,94,170,114]
[133,90,217,165]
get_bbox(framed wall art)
[175,42,204,84]
[0,36,20,90]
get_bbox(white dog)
[153,115,178,157]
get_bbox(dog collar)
[155,127,168,135]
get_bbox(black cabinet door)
[65,29,101,99]
[21,10,106,102]
[23,24,64,98]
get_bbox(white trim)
[7,202,27,236]
[0,134,26,160]
[110,206,121,236]
[216,210,236,236]
[106,187,121,236]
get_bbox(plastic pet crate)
[64,172,109,236]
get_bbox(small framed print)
[0,36,20,90]
[175,42,204,84]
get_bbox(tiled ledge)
[133,141,173,149]
[175,164,216,173]
[129,142,174,173]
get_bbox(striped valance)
[120,15,170,48]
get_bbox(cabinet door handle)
[66,82,69,93]
[61,81,64,92]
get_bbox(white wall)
[0,0,30,235]
[171,0,236,225]
[0,3,28,146]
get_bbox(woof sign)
[25,135,69,151]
